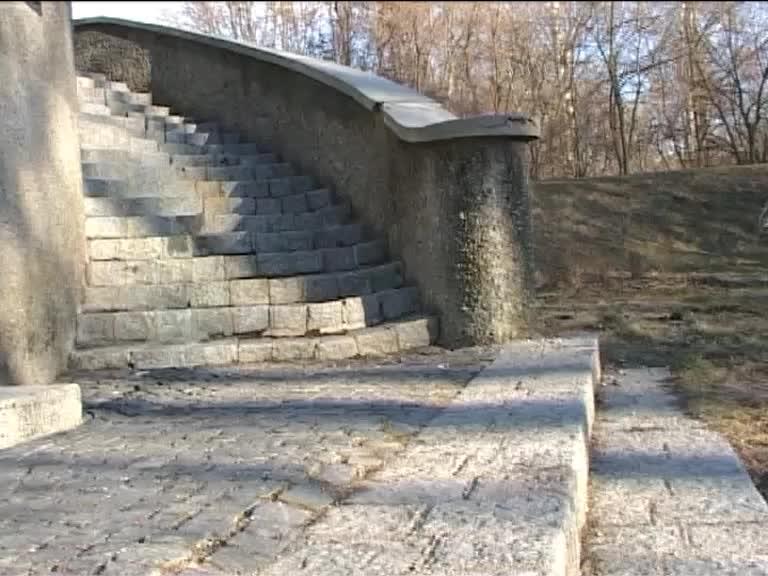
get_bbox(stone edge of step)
[69,315,439,370]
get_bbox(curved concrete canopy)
[73,17,539,143]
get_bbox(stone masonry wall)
[0,2,85,385]
[73,23,533,346]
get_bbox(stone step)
[87,239,386,281]
[79,101,111,116]
[70,315,438,370]
[200,188,334,216]
[167,131,240,146]
[84,196,203,217]
[171,153,278,167]
[161,142,263,156]
[106,89,152,106]
[83,262,404,311]
[79,73,128,92]
[76,75,96,90]
[83,177,195,198]
[82,160,293,182]
[86,207,360,241]
[106,100,171,117]
[76,285,419,346]
[81,149,171,166]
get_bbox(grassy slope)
[533,164,768,287]
[532,164,768,498]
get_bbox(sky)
[71,2,187,25]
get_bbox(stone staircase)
[71,72,437,370]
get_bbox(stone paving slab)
[0,348,492,576]
[585,368,768,576]
[0,385,82,450]
[236,336,600,576]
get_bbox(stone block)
[83,286,119,312]
[132,345,188,369]
[196,180,222,198]
[258,251,323,277]
[394,317,438,350]
[342,295,381,330]
[155,259,193,284]
[238,339,273,363]
[0,385,83,450]
[193,256,226,282]
[114,312,154,341]
[256,198,282,214]
[192,308,234,338]
[353,326,399,357]
[321,203,351,226]
[378,287,419,320]
[230,279,269,305]
[77,314,115,345]
[70,347,130,370]
[268,178,292,198]
[321,247,356,272]
[269,305,308,337]
[88,239,121,261]
[271,214,296,232]
[205,197,255,215]
[368,263,402,292]
[222,181,269,198]
[315,336,359,361]
[269,277,304,304]
[193,233,252,256]
[256,231,313,253]
[165,235,195,258]
[307,301,344,334]
[273,338,315,361]
[281,193,308,214]
[294,211,322,230]
[337,270,372,297]
[291,175,314,192]
[306,189,332,210]
[232,306,269,335]
[225,255,259,279]
[154,309,192,342]
[303,274,339,302]
[315,224,364,249]
[355,240,386,266]
[121,260,158,285]
[191,282,230,307]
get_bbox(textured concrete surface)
[0,338,599,575]
[0,2,85,385]
[72,20,536,347]
[0,348,492,576]
[0,385,82,449]
[585,368,768,575]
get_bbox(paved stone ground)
[585,368,768,576]
[0,347,495,576]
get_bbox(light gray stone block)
[230,279,269,305]
[77,313,115,345]
[193,256,226,282]
[70,347,130,370]
[193,233,252,256]
[0,385,82,450]
[233,306,269,334]
[205,197,255,215]
[342,295,381,330]
[314,336,358,361]
[192,308,234,338]
[225,255,259,279]
[155,259,193,284]
[190,282,230,307]
[131,344,188,369]
[353,325,399,356]
[154,309,192,342]
[222,180,269,198]
[164,235,195,258]
[394,317,438,350]
[269,277,304,304]
[114,311,154,341]
[273,337,315,361]
[269,305,308,337]
[238,339,273,363]
[307,301,344,334]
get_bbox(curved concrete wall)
[0,2,85,385]
[74,18,537,346]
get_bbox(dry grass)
[534,274,768,499]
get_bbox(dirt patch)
[534,273,768,500]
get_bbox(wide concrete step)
[76,285,419,346]
[82,160,292,182]
[81,149,171,166]
[84,196,203,217]
[170,152,277,167]
[83,177,195,198]
[77,73,129,92]
[85,202,354,237]
[167,130,240,146]
[83,262,403,311]
[161,143,263,156]
[87,239,387,281]
[70,315,438,370]
[0,385,83,450]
